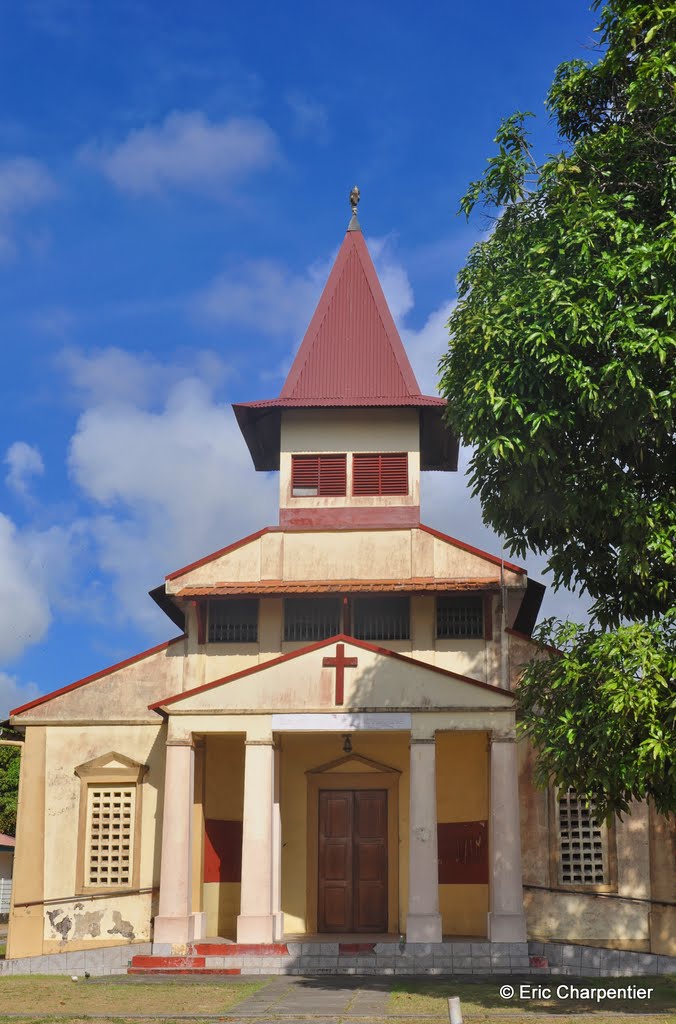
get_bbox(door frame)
[306,759,399,934]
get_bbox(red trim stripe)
[10,636,185,717]
[149,633,515,710]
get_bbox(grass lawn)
[390,976,676,1020]
[0,976,264,1017]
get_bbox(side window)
[352,596,410,640]
[557,788,610,886]
[208,599,259,643]
[284,597,341,641]
[352,453,408,495]
[436,595,484,639]
[74,753,147,894]
[291,454,347,496]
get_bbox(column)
[154,739,206,945]
[237,738,275,943]
[406,736,443,942]
[487,734,527,942]
[272,743,284,940]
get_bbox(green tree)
[439,0,676,817]
[0,745,21,836]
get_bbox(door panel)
[318,789,388,933]
[318,791,353,932]
[354,791,388,932]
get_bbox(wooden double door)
[318,789,388,933]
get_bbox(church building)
[6,198,675,964]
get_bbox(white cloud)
[0,156,58,260]
[194,259,326,337]
[58,345,231,409]
[0,515,52,660]
[0,671,41,720]
[285,91,329,142]
[4,442,45,498]
[68,375,277,629]
[367,235,415,325]
[402,300,456,395]
[82,111,279,196]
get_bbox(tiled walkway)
[232,975,392,1018]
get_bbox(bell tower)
[233,191,458,528]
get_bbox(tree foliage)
[439,0,676,815]
[518,615,675,818]
[0,745,21,837]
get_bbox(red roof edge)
[419,524,526,575]
[166,527,278,581]
[10,636,185,718]
[149,632,514,710]
[0,833,15,847]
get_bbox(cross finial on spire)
[348,185,361,231]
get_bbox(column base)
[487,911,527,943]
[273,911,285,942]
[406,912,442,943]
[237,914,275,944]
[153,912,207,945]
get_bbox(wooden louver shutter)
[292,454,346,495]
[353,453,408,495]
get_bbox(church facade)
[6,208,675,961]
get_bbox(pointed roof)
[279,229,435,404]
[233,219,458,471]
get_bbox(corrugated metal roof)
[237,395,445,409]
[238,227,445,410]
[176,578,500,597]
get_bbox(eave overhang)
[232,402,459,472]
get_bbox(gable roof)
[9,635,185,718]
[149,632,514,712]
[233,224,458,471]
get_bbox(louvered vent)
[352,453,408,495]
[291,454,347,496]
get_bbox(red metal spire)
[279,228,429,403]
[233,204,457,471]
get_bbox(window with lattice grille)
[284,597,341,641]
[436,595,484,639]
[85,786,135,888]
[352,453,408,495]
[208,598,258,642]
[557,789,608,885]
[352,596,410,640]
[291,454,347,496]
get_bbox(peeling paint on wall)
[73,910,105,939]
[107,910,135,940]
[46,909,72,940]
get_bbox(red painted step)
[339,943,376,955]
[131,955,205,968]
[192,942,288,956]
[129,967,241,976]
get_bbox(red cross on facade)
[322,643,358,705]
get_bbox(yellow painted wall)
[436,731,489,937]
[203,735,245,938]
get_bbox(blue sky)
[0,0,600,718]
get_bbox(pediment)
[74,751,148,780]
[308,753,400,775]
[150,635,514,715]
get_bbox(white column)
[487,734,527,942]
[406,736,443,942]
[272,743,284,940]
[237,739,275,943]
[154,739,206,945]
